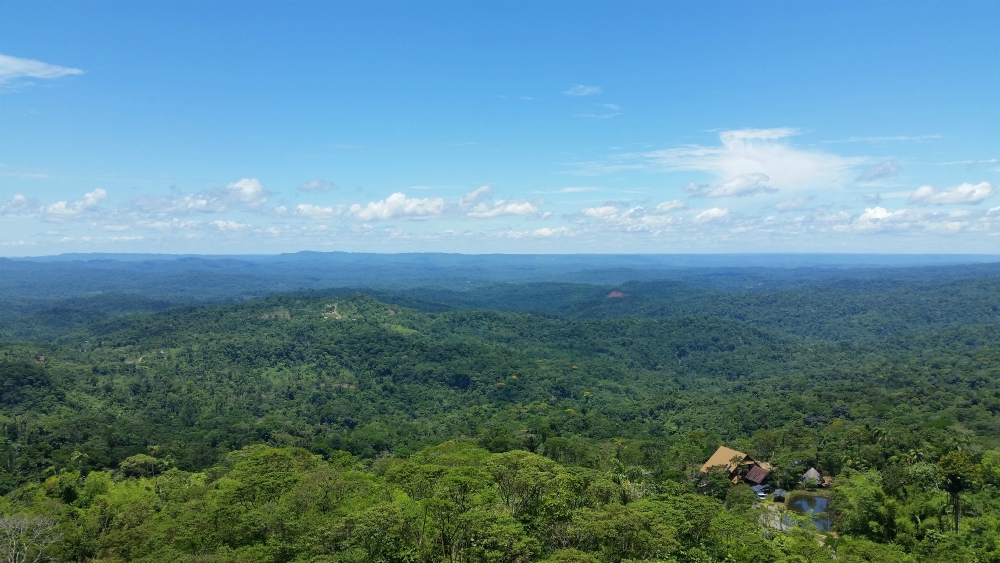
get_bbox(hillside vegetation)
[1,274,999,562]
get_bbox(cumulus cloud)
[349,192,446,221]
[856,161,899,182]
[226,178,268,208]
[844,206,927,232]
[293,203,343,220]
[212,220,250,231]
[581,205,619,218]
[42,189,108,221]
[685,173,776,198]
[564,84,601,96]
[533,227,570,237]
[130,178,269,215]
[692,207,730,224]
[0,53,83,84]
[578,199,687,232]
[0,194,36,216]
[642,128,864,190]
[459,185,542,219]
[908,182,994,205]
[299,179,337,192]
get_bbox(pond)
[786,495,833,532]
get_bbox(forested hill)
[5,270,1000,343]
[1,288,1000,561]
[329,275,1000,342]
[3,292,999,477]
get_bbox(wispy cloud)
[692,207,730,224]
[564,84,601,97]
[938,158,998,171]
[641,128,865,191]
[684,173,776,198]
[908,182,994,205]
[575,112,620,119]
[774,197,812,212]
[830,134,941,143]
[298,179,337,192]
[856,161,899,182]
[130,178,269,215]
[0,53,83,84]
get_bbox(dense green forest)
[2,265,1000,562]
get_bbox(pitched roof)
[801,467,822,482]
[745,464,770,484]
[700,446,748,474]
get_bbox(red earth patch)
[607,290,628,298]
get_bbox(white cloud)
[860,206,893,221]
[226,178,268,208]
[212,220,250,231]
[139,219,202,231]
[467,200,539,219]
[847,206,926,232]
[349,192,446,221]
[774,197,811,212]
[856,161,899,182]
[459,185,541,219]
[0,194,35,216]
[294,203,342,219]
[459,185,494,208]
[692,207,730,224]
[578,200,687,232]
[686,173,775,198]
[0,53,83,84]
[533,227,570,237]
[130,178,268,215]
[908,182,994,205]
[654,200,688,213]
[42,189,108,221]
[642,128,864,190]
[299,179,337,192]
[564,84,601,97]
[581,205,619,218]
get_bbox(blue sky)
[1,1,998,255]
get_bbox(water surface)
[786,495,833,532]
